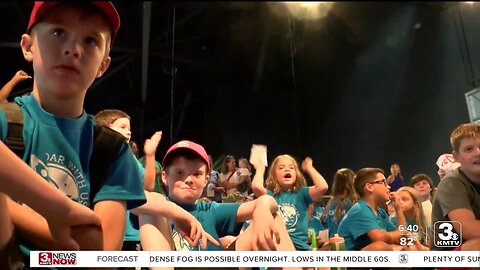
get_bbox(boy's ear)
[452,150,459,162]
[363,182,373,194]
[20,34,34,62]
[202,172,210,188]
[96,56,111,78]
[161,170,168,188]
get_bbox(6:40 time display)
[398,224,419,232]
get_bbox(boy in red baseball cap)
[0,1,146,267]
[140,140,301,269]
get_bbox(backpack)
[0,102,126,208]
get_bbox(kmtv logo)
[434,221,462,248]
[39,252,77,265]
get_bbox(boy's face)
[453,136,480,177]
[20,4,111,99]
[413,179,431,199]
[162,156,209,204]
[364,172,391,203]
[109,117,131,142]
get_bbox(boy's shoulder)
[438,168,473,193]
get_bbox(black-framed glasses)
[369,179,388,186]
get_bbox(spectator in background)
[0,70,31,102]
[325,168,358,238]
[436,153,461,181]
[201,155,225,202]
[219,155,242,196]
[409,173,435,203]
[386,163,404,192]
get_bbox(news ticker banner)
[31,251,480,268]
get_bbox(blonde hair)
[328,168,358,223]
[396,186,428,245]
[238,158,251,171]
[266,154,306,195]
[450,123,480,152]
[221,155,235,174]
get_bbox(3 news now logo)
[433,221,462,248]
[39,252,77,265]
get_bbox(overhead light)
[284,2,334,20]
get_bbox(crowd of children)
[0,2,479,270]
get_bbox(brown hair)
[94,109,130,127]
[266,154,306,195]
[354,167,385,197]
[409,173,435,200]
[328,168,358,223]
[450,123,480,152]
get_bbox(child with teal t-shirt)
[252,153,329,251]
[0,2,147,264]
[337,168,422,251]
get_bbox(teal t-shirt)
[267,186,312,250]
[170,200,243,251]
[337,199,396,250]
[325,197,353,238]
[0,95,146,256]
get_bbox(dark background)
[1,2,479,189]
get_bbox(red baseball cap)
[27,2,120,43]
[162,140,210,171]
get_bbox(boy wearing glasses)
[337,168,418,250]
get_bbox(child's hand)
[171,209,220,249]
[144,131,162,156]
[12,70,32,83]
[45,199,101,250]
[301,157,314,172]
[251,214,280,251]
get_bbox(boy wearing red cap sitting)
[140,140,300,269]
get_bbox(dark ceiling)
[1,2,477,186]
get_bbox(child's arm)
[251,161,267,197]
[391,192,407,230]
[367,228,403,245]
[302,157,329,201]
[235,194,280,250]
[0,141,101,250]
[0,70,31,102]
[448,209,480,240]
[131,191,219,249]
[8,197,104,250]
[93,200,127,250]
[143,131,162,191]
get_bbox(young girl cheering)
[251,154,328,251]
